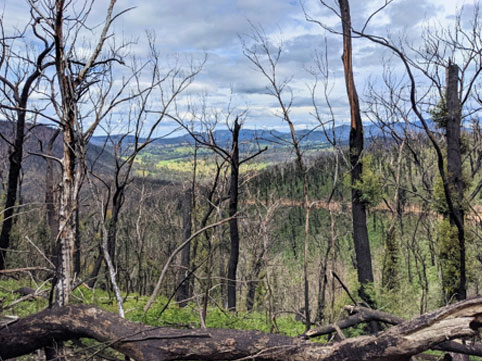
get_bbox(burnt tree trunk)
[445,62,466,302]
[246,248,265,311]
[173,116,265,312]
[53,1,82,306]
[3,298,482,361]
[176,188,193,307]
[338,0,376,311]
[227,118,241,311]
[107,185,125,269]
[0,45,52,270]
[74,207,81,276]
[0,117,25,270]
[87,246,104,288]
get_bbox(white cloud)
[2,0,479,133]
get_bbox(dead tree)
[347,2,482,302]
[244,199,279,311]
[443,62,466,302]
[32,0,125,306]
[0,14,53,269]
[172,113,267,311]
[243,25,314,331]
[176,187,193,306]
[85,48,202,306]
[338,0,376,312]
[4,297,482,360]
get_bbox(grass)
[0,278,305,337]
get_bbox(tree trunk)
[444,62,466,302]
[0,114,25,270]
[53,0,83,306]
[176,188,193,307]
[246,248,265,311]
[87,247,104,288]
[227,118,241,311]
[56,123,78,306]
[45,130,60,265]
[0,40,51,270]
[4,298,482,361]
[338,0,376,311]
[107,185,125,269]
[74,207,81,276]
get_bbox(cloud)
[117,0,299,51]
[2,0,477,134]
[386,0,442,29]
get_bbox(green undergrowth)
[0,278,305,337]
[4,279,482,360]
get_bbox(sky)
[1,0,478,135]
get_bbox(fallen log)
[2,297,482,361]
[307,304,482,357]
[305,305,405,338]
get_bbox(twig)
[0,266,53,274]
[331,271,358,306]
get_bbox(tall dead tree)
[173,114,266,311]
[338,0,376,310]
[227,117,241,311]
[336,2,482,303]
[51,0,118,306]
[23,0,133,307]
[0,16,53,269]
[176,188,193,306]
[243,25,314,331]
[443,62,466,302]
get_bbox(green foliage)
[437,218,460,304]
[432,175,448,214]
[432,171,472,215]
[430,97,448,128]
[132,299,305,336]
[0,279,306,337]
[381,229,400,291]
[344,154,384,207]
[0,279,49,317]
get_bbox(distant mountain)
[89,121,431,149]
[89,127,337,148]
[0,121,115,200]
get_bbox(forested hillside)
[1,0,482,360]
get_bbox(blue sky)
[1,0,478,135]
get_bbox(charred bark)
[307,305,482,358]
[0,43,52,269]
[176,188,193,307]
[227,118,241,311]
[338,0,376,312]
[106,182,127,270]
[0,120,25,270]
[172,115,266,313]
[3,298,482,361]
[444,62,466,301]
